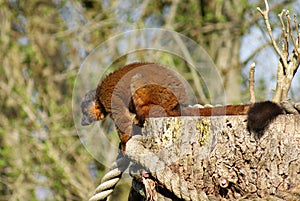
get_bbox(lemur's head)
[80,89,106,126]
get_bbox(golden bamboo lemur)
[81,62,191,151]
[80,62,284,151]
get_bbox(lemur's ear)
[247,101,284,138]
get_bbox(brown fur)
[81,62,190,150]
[247,101,284,138]
[181,104,250,116]
[130,84,182,126]
[96,62,189,115]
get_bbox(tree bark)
[126,115,300,200]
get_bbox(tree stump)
[126,115,300,200]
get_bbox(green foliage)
[0,146,11,168]
[0,1,98,200]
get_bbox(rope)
[89,151,130,201]
[125,135,196,200]
[129,163,159,201]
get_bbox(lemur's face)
[80,89,105,126]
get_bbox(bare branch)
[249,62,256,104]
[272,61,283,103]
[294,14,300,54]
[286,11,298,54]
[264,0,269,11]
[257,0,288,69]
[256,0,300,102]
[278,10,289,55]
[245,0,297,28]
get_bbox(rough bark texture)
[126,115,300,200]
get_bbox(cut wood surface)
[126,115,300,200]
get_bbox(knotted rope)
[88,152,129,201]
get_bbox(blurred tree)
[0,0,298,201]
[0,1,112,200]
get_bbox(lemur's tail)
[247,101,284,138]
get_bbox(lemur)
[81,62,191,151]
[80,62,284,151]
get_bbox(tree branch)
[279,10,289,58]
[286,11,298,55]
[249,62,256,104]
[295,14,300,54]
[257,0,288,69]
[258,0,300,102]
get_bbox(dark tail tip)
[247,101,284,138]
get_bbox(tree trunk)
[198,0,245,103]
[126,115,300,200]
[209,29,242,103]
